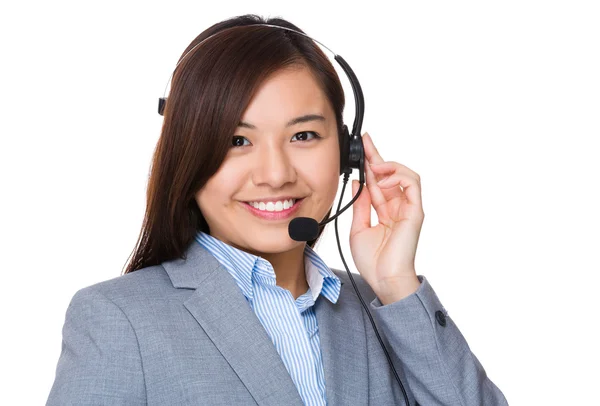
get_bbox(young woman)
[47,14,508,406]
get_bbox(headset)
[158,23,411,405]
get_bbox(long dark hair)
[123,14,346,274]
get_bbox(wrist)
[374,273,421,305]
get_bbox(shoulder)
[67,264,178,312]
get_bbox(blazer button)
[435,310,447,327]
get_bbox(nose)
[251,141,297,189]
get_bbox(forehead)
[240,66,331,124]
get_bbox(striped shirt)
[195,231,342,405]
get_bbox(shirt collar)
[194,231,341,304]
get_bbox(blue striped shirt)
[195,231,342,405]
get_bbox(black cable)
[333,173,410,406]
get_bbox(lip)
[243,196,301,203]
[241,198,304,221]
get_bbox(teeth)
[248,199,296,212]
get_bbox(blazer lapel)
[163,241,303,406]
[315,275,369,406]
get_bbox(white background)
[1,1,598,404]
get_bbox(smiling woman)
[46,13,508,406]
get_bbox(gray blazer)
[47,240,508,405]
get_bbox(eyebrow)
[238,114,326,129]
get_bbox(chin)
[240,227,303,255]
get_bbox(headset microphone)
[158,24,412,405]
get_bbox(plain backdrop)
[1,1,598,404]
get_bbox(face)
[194,66,340,255]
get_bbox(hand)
[349,132,425,305]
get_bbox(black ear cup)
[339,124,351,176]
[158,97,167,115]
[348,132,364,171]
[339,124,364,176]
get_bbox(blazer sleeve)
[46,287,146,406]
[369,275,508,406]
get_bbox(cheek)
[194,187,212,218]
[195,172,236,212]
[323,138,341,183]
[311,135,341,171]
[304,146,340,199]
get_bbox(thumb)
[350,179,371,237]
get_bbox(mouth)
[241,198,305,220]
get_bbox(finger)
[366,163,404,203]
[376,173,423,207]
[362,132,385,165]
[350,179,371,237]
[370,161,421,182]
[365,157,390,222]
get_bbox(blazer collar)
[163,239,369,406]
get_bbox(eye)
[291,131,321,142]
[232,132,321,148]
[231,136,250,148]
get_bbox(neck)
[261,243,309,300]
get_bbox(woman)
[47,14,508,405]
